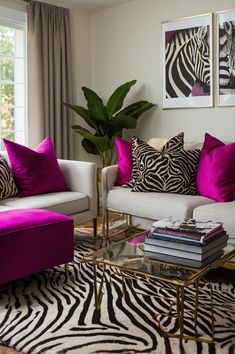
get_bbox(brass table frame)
[83,237,235,343]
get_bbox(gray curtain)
[27,1,73,159]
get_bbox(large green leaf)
[106,80,137,118]
[82,87,106,122]
[118,101,156,119]
[81,138,100,155]
[130,102,155,119]
[71,124,91,133]
[77,129,109,153]
[118,101,148,115]
[64,103,98,130]
[110,114,137,129]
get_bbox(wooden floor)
[0,347,19,354]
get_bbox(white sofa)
[102,162,235,240]
[0,152,98,231]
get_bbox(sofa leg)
[102,208,106,238]
[105,208,109,240]
[126,214,132,230]
[93,218,97,238]
[101,208,109,240]
[65,263,69,281]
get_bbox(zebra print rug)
[0,240,235,354]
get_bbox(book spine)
[148,232,203,244]
[143,243,204,260]
[144,241,227,261]
[151,227,223,240]
[152,227,205,238]
[145,234,228,254]
[151,221,223,236]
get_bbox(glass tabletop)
[83,232,235,285]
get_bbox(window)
[0,6,26,150]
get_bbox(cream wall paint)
[70,10,92,161]
[91,0,235,144]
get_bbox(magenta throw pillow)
[3,137,67,197]
[196,133,235,202]
[115,137,132,186]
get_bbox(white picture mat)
[218,10,235,23]
[164,96,212,109]
[162,14,211,32]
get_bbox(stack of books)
[144,218,228,268]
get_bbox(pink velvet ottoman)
[0,208,74,284]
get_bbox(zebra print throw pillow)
[130,137,200,195]
[0,155,18,199]
[123,132,184,188]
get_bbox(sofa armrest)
[102,165,118,208]
[58,159,97,214]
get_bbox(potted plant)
[64,80,155,167]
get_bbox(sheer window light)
[0,6,27,150]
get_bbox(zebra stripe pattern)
[124,132,184,189]
[0,154,18,199]
[165,26,211,98]
[125,134,200,195]
[0,240,234,354]
[219,21,235,93]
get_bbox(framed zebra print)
[162,14,213,109]
[216,9,235,107]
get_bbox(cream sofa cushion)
[193,202,235,238]
[0,191,88,215]
[107,187,215,221]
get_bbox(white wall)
[91,0,235,144]
[70,10,92,161]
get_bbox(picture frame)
[162,14,213,109]
[216,9,235,107]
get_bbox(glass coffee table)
[82,232,235,343]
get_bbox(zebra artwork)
[219,21,235,94]
[165,26,211,98]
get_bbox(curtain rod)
[17,0,32,3]
[19,0,43,3]
[16,0,30,3]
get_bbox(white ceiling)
[65,0,133,12]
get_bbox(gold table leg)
[176,285,185,340]
[93,218,97,239]
[121,272,126,299]
[194,281,199,337]
[156,282,215,343]
[93,262,106,310]
[209,282,215,342]
[105,209,109,241]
